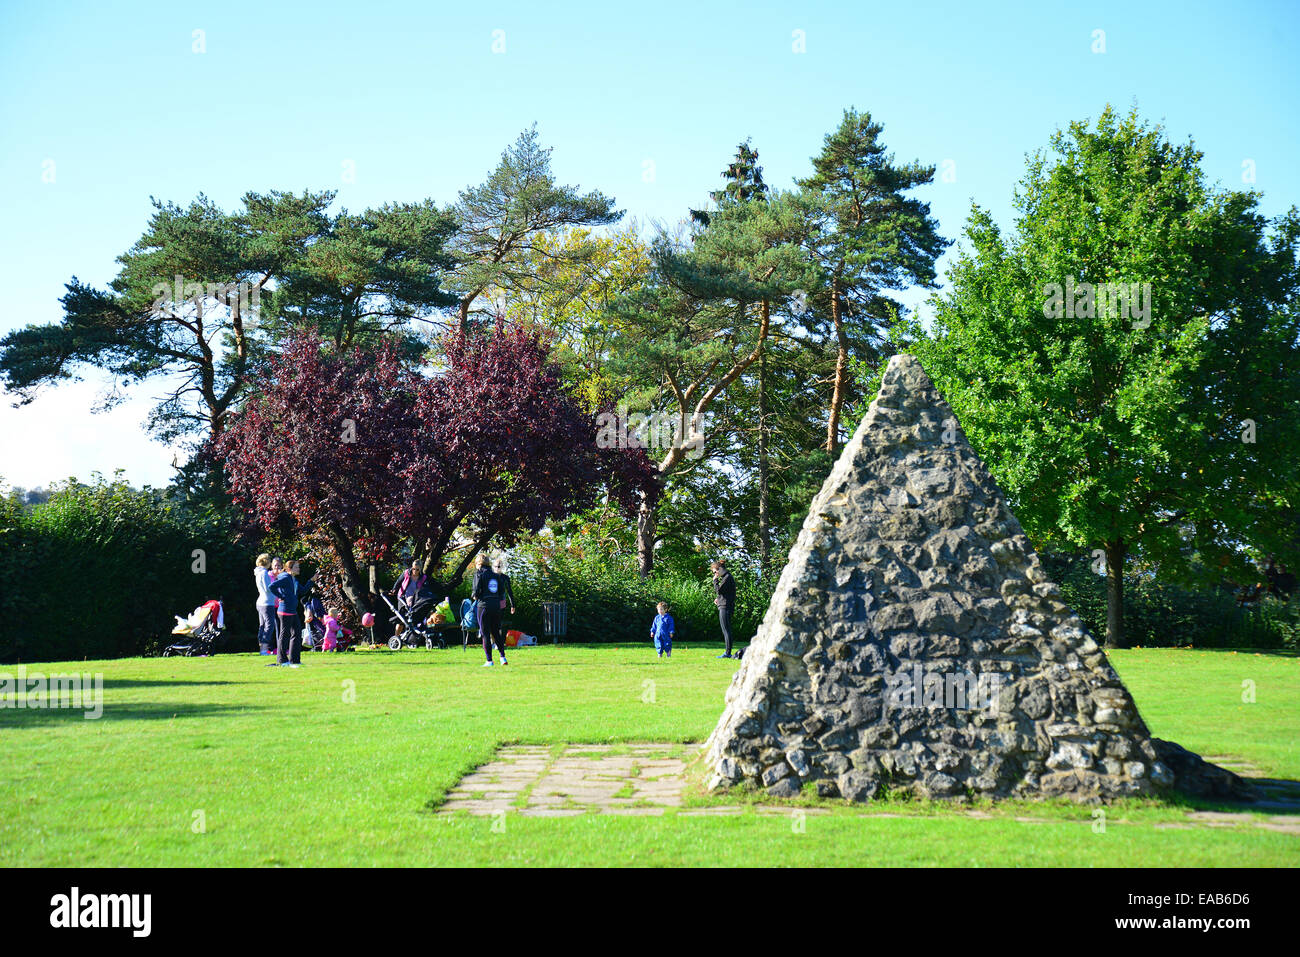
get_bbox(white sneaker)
[500,657,508,666]
[482,661,494,667]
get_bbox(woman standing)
[471,554,508,667]
[254,554,276,655]
[712,559,737,659]
[267,560,304,668]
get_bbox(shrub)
[0,477,253,662]
[1044,550,1290,649]
[494,544,776,646]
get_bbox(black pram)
[381,580,448,650]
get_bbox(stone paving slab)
[437,744,1300,831]
[439,744,703,817]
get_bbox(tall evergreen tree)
[611,177,809,574]
[690,139,767,228]
[447,126,622,333]
[0,190,333,444]
[796,109,947,453]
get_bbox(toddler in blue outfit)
[650,602,675,658]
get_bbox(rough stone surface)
[703,354,1255,804]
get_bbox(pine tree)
[796,109,947,453]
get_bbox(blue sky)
[1,0,1297,489]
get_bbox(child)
[321,608,352,652]
[649,602,675,658]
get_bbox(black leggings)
[718,604,734,655]
[478,603,505,660]
[277,615,302,664]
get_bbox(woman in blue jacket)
[267,560,305,667]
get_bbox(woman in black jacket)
[471,554,509,667]
[712,559,737,658]
[494,557,517,616]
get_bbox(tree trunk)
[826,280,848,454]
[636,496,656,578]
[450,529,496,587]
[758,309,771,576]
[325,522,373,618]
[1104,539,1127,649]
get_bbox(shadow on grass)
[98,679,245,690]
[1125,646,1298,659]
[1171,776,1300,814]
[0,701,263,727]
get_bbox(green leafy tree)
[501,224,653,409]
[911,106,1300,647]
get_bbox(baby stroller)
[459,599,478,650]
[304,596,356,652]
[302,594,326,650]
[163,600,224,657]
[381,589,448,650]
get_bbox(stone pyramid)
[703,354,1251,803]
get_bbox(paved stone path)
[437,744,1300,833]
[442,743,710,817]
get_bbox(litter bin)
[541,602,568,644]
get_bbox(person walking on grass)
[493,557,517,617]
[267,559,305,668]
[650,601,674,658]
[472,554,509,667]
[712,559,737,658]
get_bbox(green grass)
[1,645,1296,866]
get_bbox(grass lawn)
[1,644,1296,866]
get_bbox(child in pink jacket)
[321,609,353,652]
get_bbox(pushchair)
[381,589,448,650]
[163,600,224,657]
[459,599,478,650]
[302,594,326,650]
[303,595,355,652]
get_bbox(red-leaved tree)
[216,325,657,616]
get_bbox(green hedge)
[494,548,776,647]
[1043,551,1296,649]
[0,478,254,663]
